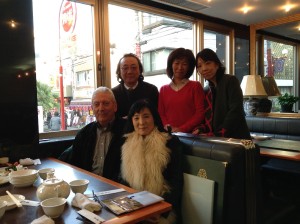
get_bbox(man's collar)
[96,117,115,131]
[124,82,138,90]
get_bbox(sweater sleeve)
[158,85,169,127]
[178,82,205,133]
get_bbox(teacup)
[38,168,55,180]
[41,197,66,218]
[69,179,89,194]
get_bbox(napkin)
[19,158,34,165]
[19,158,41,165]
[72,193,102,212]
[31,215,54,224]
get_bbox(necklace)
[171,79,189,91]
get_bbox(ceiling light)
[240,5,252,14]
[11,20,16,28]
[281,3,297,12]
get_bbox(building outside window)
[108,4,194,90]
[33,0,95,133]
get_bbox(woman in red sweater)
[158,48,205,133]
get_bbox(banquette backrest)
[175,133,261,224]
[245,116,300,140]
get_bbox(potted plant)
[277,93,300,112]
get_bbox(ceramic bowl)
[0,200,7,219]
[69,179,89,194]
[41,197,67,218]
[9,169,38,179]
[9,169,38,187]
[38,168,55,180]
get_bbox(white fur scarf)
[121,128,171,196]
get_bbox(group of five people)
[63,47,251,224]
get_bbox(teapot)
[36,177,71,201]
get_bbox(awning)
[68,99,92,111]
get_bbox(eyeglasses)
[121,66,138,72]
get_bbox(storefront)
[67,99,94,127]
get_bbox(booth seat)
[54,133,262,224]
[175,133,261,224]
[245,116,300,140]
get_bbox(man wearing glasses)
[112,53,159,119]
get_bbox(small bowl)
[0,200,7,219]
[69,179,89,194]
[41,197,66,218]
[38,168,55,180]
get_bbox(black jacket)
[207,74,251,139]
[112,81,159,118]
[70,117,126,181]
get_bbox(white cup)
[69,179,89,194]
[38,168,55,180]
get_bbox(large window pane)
[204,30,229,74]
[235,38,249,83]
[33,0,96,133]
[108,4,194,90]
[203,30,230,86]
[263,39,295,111]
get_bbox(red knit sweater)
[158,81,205,133]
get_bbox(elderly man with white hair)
[69,86,126,182]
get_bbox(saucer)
[0,194,25,210]
[0,176,9,185]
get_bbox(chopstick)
[6,190,22,207]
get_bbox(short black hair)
[196,48,226,78]
[124,99,165,134]
[166,48,196,79]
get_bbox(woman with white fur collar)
[120,99,184,224]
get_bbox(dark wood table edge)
[48,158,172,224]
[260,148,300,161]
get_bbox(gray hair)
[92,86,116,103]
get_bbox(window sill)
[39,130,78,143]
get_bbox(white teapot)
[36,177,71,201]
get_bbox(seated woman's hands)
[164,124,181,133]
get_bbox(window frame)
[39,0,239,139]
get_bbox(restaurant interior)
[0,0,300,223]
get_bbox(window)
[33,0,96,134]
[203,29,230,85]
[263,39,296,111]
[235,37,249,83]
[32,0,241,138]
[143,48,173,75]
[108,4,194,90]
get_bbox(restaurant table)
[0,158,171,224]
[255,139,300,161]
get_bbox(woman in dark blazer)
[194,48,251,139]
